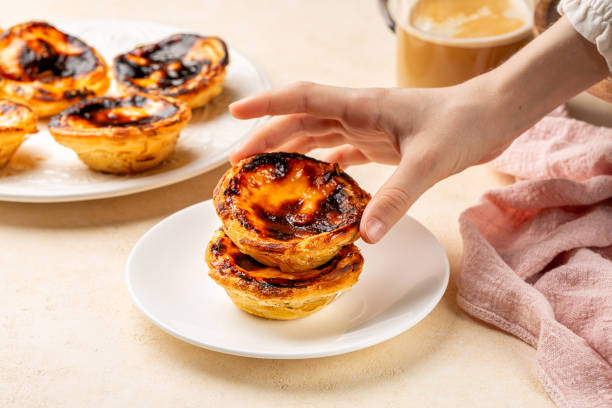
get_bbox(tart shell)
[0,100,37,168]
[205,228,364,320]
[213,152,371,272]
[48,95,191,173]
[0,21,110,117]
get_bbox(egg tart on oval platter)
[48,94,191,173]
[113,33,229,109]
[0,21,110,117]
[0,100,37,168]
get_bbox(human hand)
[228,80,512,244]
[228,16,609,244]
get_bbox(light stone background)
[2,1,611,407]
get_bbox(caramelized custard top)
[220,153,370,241]
[209,230,362,288]
[0,21,102,83]
[49,95,179,129]
[114,33,228,94]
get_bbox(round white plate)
[126,200,449,359]
[0,19,269,202]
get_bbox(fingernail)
[365,218,385,243]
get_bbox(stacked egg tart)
[206,152,371,320]
[0,21,229,173]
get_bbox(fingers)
[229,81,354,120]
[323,145,370,168]
[276,133,346,155]
[230,114,343,163]
[360,152,435,244]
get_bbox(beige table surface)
[2,1,611,407]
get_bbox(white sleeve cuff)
[562,0,612,72]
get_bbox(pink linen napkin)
[457,106,612,408]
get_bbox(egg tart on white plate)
[206,228,364,320]
[48,94,191,173]
[0,21,110,117]
[113,33,229,109]
[213,152,371,272]
[0,100,37,168]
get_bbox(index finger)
[229,81,355,120]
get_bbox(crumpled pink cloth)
[457,106,612,408]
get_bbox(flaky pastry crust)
[0,21,110,117]
[48,95,191,173]
[206,228,364,320]
[0,100,37,167]
[113,33,228,109]
[213,152,371,272]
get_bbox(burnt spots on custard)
[251,188,354,241]
[252,200,305,241]
[114,34,227,91]
[50,96,179,128]
[240,152,292,179]
[224,154,292,196]
[319,184,355,219]
[18,38,98,81]
[303,163,340,189]
[33,86,95,102]
[224,178,242,197]
[0,22,100,82]
[210,237,227,257]
[229,153,316,196]
[114,35,204,89]
[62,88,96,100]
[310,191,354,234]
[223,152,368,240]
[234,208,255,231]
[313,169,335,187]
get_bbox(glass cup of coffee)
[379,0,534,88]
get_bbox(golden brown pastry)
[206,228,364,320]
[48,94,191,173]
[0,100,37,168]
[113,33,229,109]
[0,21,110,117]
[213,152,371,272]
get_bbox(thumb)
[360,154,433,244]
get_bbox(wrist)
[473,67,540,142]
[469,16,610,143]
[453,72,523,150]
